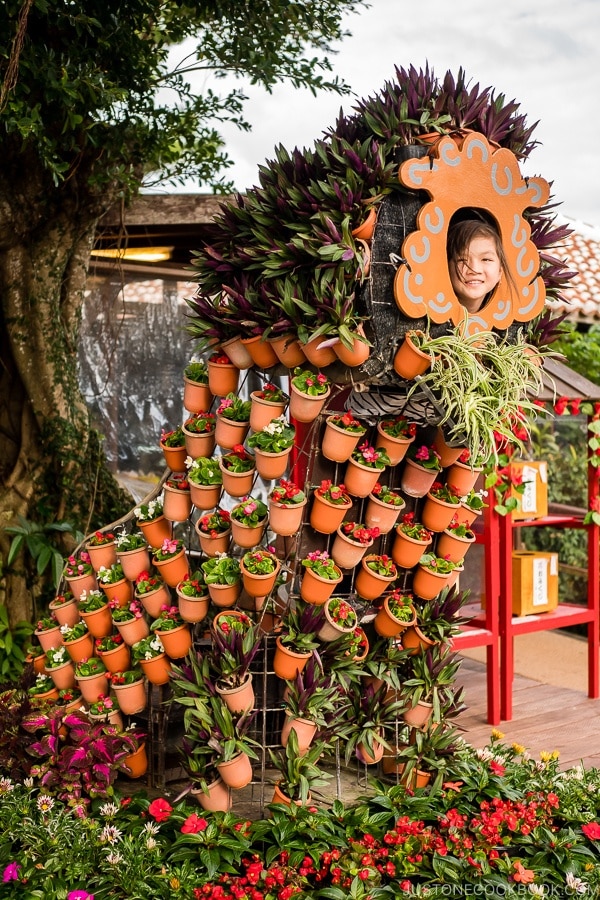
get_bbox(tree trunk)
[0,207,131,626]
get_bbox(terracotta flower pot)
[458,503,483,528]
[221,335,253,369]
[86,541,118,573]
[100,578,133,607]
[373,595,417,638]
[322,417,365,463]
[436,528,476,564]
[48,661,76,691]
[281,714,317,754]
[183,377,213,414]
[80,603,113,639]
[354,555,397,602]
[445,461,483,496]
[207,360,239,396]
[330,527,373,569]
[391,528,432,569]
[196,526,231,558]
[375,422,415,466]
[206,581,242,609]
[64,633,95,664]
[399,458,440,498]
[268,497,307,537]
[253,447,291,481]
[112,677,147,715]
[269,334,307,368]
[183,426,216,460]
[88,708,124,730]
[351,206,377,241]
[288,383,330,424]
[163,485,192,523]
[35,626,64,653]
[215,673,255,715]
[176,588,210,624]
[393,331,432,379]
[272,782,311,807]
[300,565,342,605]
[138,515,172,550]
[364,494,405,534]
[217,751,254,790]
[121,742,148,779]
[219,461,256,498]
[356,737,385,765]
[139,653,172,685]
[241,334,279,369]
[118,546,151,583]
[76,671,109,704]
[192,779,232,813]
[343,458,384,499]
[49,596,80,628]
[421,494,461,533]
[240,559,280,599]
[317,599,357,642]
[115,615,150,646]
[433,428,464,468]
[402,624,437,656]
[333,327,371,368]
[65,572,98,603]
[155,624,192,660]
[160,441,187,472]
[249,391,288,433]
[230,517,267,550]
[412,565,452,601]
[309,491,353,535]
[403,699,434,729]
[189,481,222,510]
[136,583,172,618]
[302,335,337,367]
[152,549,189,588]
[99,642,131,674]
[273,636,312,680]
[215,415,250,451]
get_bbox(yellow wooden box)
[509,460,548,520]
[512,550,558,616]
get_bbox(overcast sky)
[166,0,599,228]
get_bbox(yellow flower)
[170,877,181,889]
[491,728,504,740]
[511,743,526,755]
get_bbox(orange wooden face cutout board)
[394,133,550,335]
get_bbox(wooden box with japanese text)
[512,551,558,616]
[509,461,548,520]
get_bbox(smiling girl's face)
[449,235,502,313]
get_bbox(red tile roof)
[547,217,600,321]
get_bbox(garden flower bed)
[2,732,600,897]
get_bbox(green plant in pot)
[410,326,548,465]
[96,563,126,585]
[246,417,296,452]
[78,588,108,612]
[201,554,241,586]
[196,508,231,536]
[114,531,147,553]
[208,616,262,690]
[186,456,223,486]
[268,729,332,804]
[217,393,251,423]
[362,637,411,695]
[184,360,209,385]
[393,719,465,793]
[220,445,256,473]
[230,496,268,528]
[282,654,344,731]
[343,680,405,766]
[400,644,464,723]
[60,620,89,643]
[412,587,472,644]
[278,601,323,656]
[206,696,260,764]
[150,605,185,632]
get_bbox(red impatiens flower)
[512,861,535,883]
[582,821,600,840]
[181,813,208,834]
[148,798,173,822]
[489,760,505,777]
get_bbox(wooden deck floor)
[457,656,600,770]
